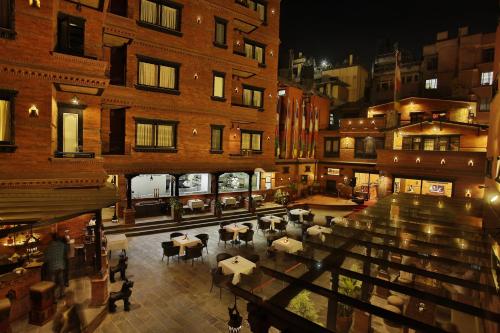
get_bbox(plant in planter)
[274,189,290,206]
[336,275,362,332]
[214,200,223,218]
[286,290,319,324]
[169,197,183,222]
[288,181,298,200]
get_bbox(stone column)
[123,174,136,224]
[94,210,102,273]
[212,173,221,217]
[246,171,255,213]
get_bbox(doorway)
[109,108,125,154]
[57,106,83,153]
[325,180,337,195]
[109,45,127,85]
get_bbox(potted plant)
[337,275,362,332]
[286,290,319,324]
[274,189,290,207]
[214,200,223,218]
[288,181,298,200]
[169,197,183,222]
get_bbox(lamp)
[227,296,242,333]
[194,73,199,80]
[416,157,421,164]
[28,105,39,118]
[196,16,202,24]
[71,95,80,105]
[29,0,40,8]
[468,160,474,167]
[440,158,446,165]
[192,128,198,136]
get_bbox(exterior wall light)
[465,189,471,198]
[416,157,421,164]
[193,73,199,80]
[393,156,398,163]
[196,16,202,24]
[28,105,39,118]
[71,95,80,105]
[192,129,197,136]
[440,158,446,165]
[468,160,474,167]
[29,0,40,7]
[491,195,499,203]
[271,8,275,15]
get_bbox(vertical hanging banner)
[312,106,319,158]
[292,99,299,159]
[283,97,291,159]
[275,96,281,158]
[300,100,306,158]
[308,101,314,158]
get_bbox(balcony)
[376,149,486,178]
[339,118,386,132]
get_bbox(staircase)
[104,206,287,238]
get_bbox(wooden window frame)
[134,117,179,152]
[324,137,340,158]
[57,13,86,57]
[401,135,461,151]
[213,16,228,49]
[0,0,16,39]
[56,103,86,155]
[135,55,181,95]
[210,124,224,153]
[241,84,264,110]
[354,137,384,159]
[240,129,263,153]
[243,38,266,66]
[211,71,226,101]
[137,0,183,37]
[0,89,17,152]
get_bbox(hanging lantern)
[227,298,242,333]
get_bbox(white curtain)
[252,134,261,150]
[0,100,10,142]
[211,128,221,150]
[161,6,177,30]
[63,113,79,152]
[245,44,253,59]
[157,125,173,147]
[159,65,175,89]
[213,76,224,97]
[253,90,262,107]
[248,0,256,10]
[241,133,251,150]
[255,46,263,63]
[243,89,252,106]
[215,22,225,44]
[139,62,157,86]
[137,123,153,146]
[256,3,265,20]
[140,0,157,24]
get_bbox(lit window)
[135,118,178,151]
[139,0,182,34]
[212,72,225,99]
[241,130,262,152]
[324,137,340,157]
[214,17,227,46]
[247,0,266,21]
[481,71,493,86]
[425,78,438,90]
[479,98,491,112]
[244,40,265,64]
[137,57,179,93]
[0,90,16,149]
[210,125,223,152]
[242,86,264,108]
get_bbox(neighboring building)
[0,0,281,224]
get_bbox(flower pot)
[336,315,352,333]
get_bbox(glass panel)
[136,123,153,146]
[138,62,158,86]
[178,173,210,196]
[365,137,375,154]
[325,140,332,153]
[0,99,11,142]
[63,113,79,152]
[450,137,460,151]
[160,5,177,30]
[395,178,422,194]
[211,128,221,150]
[218,172,253,192]
[255,46,263,63]
[423,138,435,151]
[252,133,261,150]
[244,43,253,59]
[140,0,157,24]
[412,137,421,150]
[241,132,251,150]
[159,65,175,89]
[132,174,172,199]
[438,137,449,151]
[243,88,252,106]
[157,124,173,147]
[213,75,224,97]
[256,3,265,20]
[215,22,225,44]
[253,90,262,107]
[422,180,452,197]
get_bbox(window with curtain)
[135,118,177,151]
[244,40,265,64]
[354,137,383,159]
[242,86,264,108]
[139,0,181,32]
[401,135,460,151]
[324,137,340,157]
[241,130,262,152]
[0,98,12,144]
[210,125,223,152]
[137,57,179,92]
[423,138,435,151]
[214,18,227,46]
[212,72,225,98]
[247,0,266,21]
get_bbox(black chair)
[242,222,253,230]
[275,221,288,234]
[218,229,234,248]
[204,198,211,211]
[220,221,231,228]
[239,267,264,293]
[246,254,260,263]
[170,232,184,239]
[287,212,300,225]
[303,205,310,211]
[236,196,243,208]
[239,229,254,247]
[257,220,271,234]
[182,243,204,266]
[325,216,333,227]
[304,213,315,224]
[161,241,180,264]
[195,233,209,254]
[216,252,232,263]
[210,267,234,299]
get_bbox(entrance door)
[63,113,79,152]
[325,180,337,195]
[109,108,125,154]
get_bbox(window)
[324,137,340,157]
[57,105,84,155]
[0,89,16,151]
[401,135,460,151]
[212,72,225,100]
[135,118,178,151]
[136,56,180,94]
[242,86,264,108]
[354,137,384,159]
[282,166,290,174]
[480,98,491,112]
[0,0,15,39]
[139,0,182,35]
[410,112,425,123]
[244,40,265,64]
[427,57,437,71]
[57,14,85,56]
[210,125,223,152]
[241,130,262,153]
[214,17,227,47]
[425,78,437,90]
[305,166,311,172]
[481,71,493,86]
[423,138,435,151]
[483,48,494,63]
[328,112,339,129]
[247,0,266,21]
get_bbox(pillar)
[94,210,102,273]
[212,173,221,217]
[247,171,254,212]
[123,174,136,224]
[327,270,339,331]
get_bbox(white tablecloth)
[290,209,310,222]
[272,237,303,254]
[252,194,263,201]
[222,197,236,206]
[188,199,204,210]
[307,225,332,241]
[261,215,283,229]
[106,234,128,252]
[218,256,256,285]
[172,236,202,256]
[224,224,249,240]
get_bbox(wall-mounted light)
[491,195,499,203]
[192,128,198,136]
[236,40,241,46]
[279,177,283,181]
[468,160,474,167]
[268,93,272,98]
[440,158,446,165]
[393,156,398,163]
[28,105,39,118]
[234,87,239,93]
[196,16,202,24]
[266,136,270,140]
[465,189,471,198]
[416,157,421,164]
[29,0,40,8]
[359,120,363,124]
[270,50,274,57]
[288,177,291,181]
[432,126,438,132]
[409,101,414,106]
[271,8,275,15]
[348,120,352,125]
[371,120,375,125]
[71,95,80,105]
[194,73,199,80]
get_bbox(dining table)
[172,235,202,256]
[218,256,256,285]
[222,197,237,207]
[261,215,283,230]
[272,237,303,254]
[290,208,310,222]
[187,199,204,211]
[223,223,249,241]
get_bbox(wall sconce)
[234,87,239,93]
[192,128,197,136]
[371,120,375,125]
[416,157,421,164]
[279,177,283,181]
[236,40,241,46]
[433,126,438,132]
[71,95,80,105]
[29,0,40,8]
[438,200,444,208]
[268,93,272,98]
[288,177,291,181]
[465,189,471,198]
[28,105,39,118]
[393,156,398,163]
[320,175,324,178]
[270,50,274,57]
[359,120,363,124]
[468,160,474,167]
[348,120,352,125]
[271,8,275,15]
[440,158,446,165]
[196,16,202,24]
[266,136,270,140]
[194,73,199,80]
[490,195,498,203]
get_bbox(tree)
[286,290,319,324]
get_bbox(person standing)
[52,291,84,333]
[45,233,67,299]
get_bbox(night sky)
[278,0,499,70]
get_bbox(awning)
[0,184,119,234]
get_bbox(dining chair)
[161,241,180,264]
[210,267,233,299]
[325,216,333,227]
[195,233,209,254]
[246,254,260,263]
[239,230,255,247]
[170,232,184,239]
[216,252,232,263]
[218,229,234,248]
[183,243,204,266]
[257,220,271,234]
[275,221,287,234]
[242,222,253,230]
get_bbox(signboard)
[429,184,445,194]
[327,168,340,176]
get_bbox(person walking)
[45,233,67,299]
[52,291,84,333]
